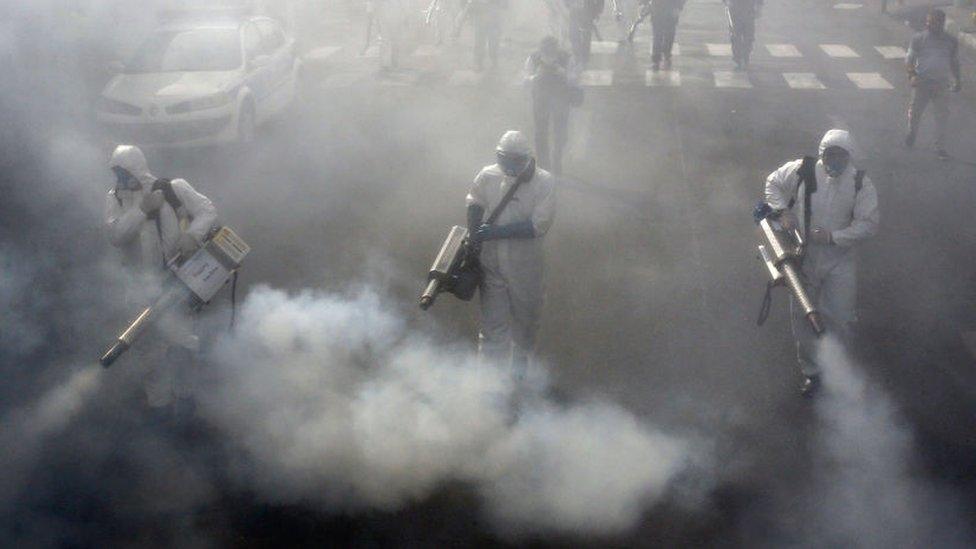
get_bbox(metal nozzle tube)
[781,263,824,336]
[99,306,155,367]
[419,278,440,310]
[100,341,130,367]
[806,311,826,336]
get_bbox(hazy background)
[2,0,976,546]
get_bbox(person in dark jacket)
[524,36,579,174]
[650,0,685,72]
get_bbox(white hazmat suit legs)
[764,130,879,379]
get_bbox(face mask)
[113,166,141,190]
[496,151,529,177]
[821,147,850,177]
[822,156,849,177]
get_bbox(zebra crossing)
[311,38,908,92]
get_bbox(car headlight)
[167,93,233,115]
[97,96,142,116]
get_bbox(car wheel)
[237,102,256,144]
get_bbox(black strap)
[230,270,239,329]
[757,281,774,326]
[151,178,183,212]
[148,179,183,269]
[785,156,817,239]
[855,169,865,193]
[485,159,536,225]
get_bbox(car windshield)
[125,29,241,73]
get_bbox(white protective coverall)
[466,136,557,369]
[764,129,880,377]
[104,145,217,406]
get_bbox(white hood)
[109,144,154,185]
[818,128,858,158]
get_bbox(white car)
[97,15,302,148]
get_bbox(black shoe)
[651,61,660,72]
[800,375,821,398]
[904,133,915,148]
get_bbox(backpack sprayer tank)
[99,226,250,367]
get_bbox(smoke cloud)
[797,336,974,547]
[196,284,692,536]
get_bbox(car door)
[256,19,293,114]
[242,21,273,118]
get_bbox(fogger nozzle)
[757,217,825,337]
[100,341,129,367]
[99,305,156,368]
[419,279,439,310]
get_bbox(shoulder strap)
[855,169,865,193]
[112,189,122,206]
[787,156,816,210]
[151,178,183,212]
[486,160,536,225]
[801,156,817,239]
[149,178,184,270]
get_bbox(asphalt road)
[8,0,976,546]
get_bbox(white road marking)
[413,44,440,57]
[783,72,826,89]
[766,44,802,58]
[960,32,976,52]
[846,72,894,89]
[833,3,863,9]
[580,70,613,86]
[591,41,619,55]
[305,46,342,61]
[645,70,681,87]
[706,43,733,57]
[649,42,680,57]
[820,44,860,58]
[875,46,907,59]
[448,70,482,86]
[713,70,752,88]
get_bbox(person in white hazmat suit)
[104,145,218,410]
[466,131,556,377]
[764,129,879,396]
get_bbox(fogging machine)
[754,208,825,336]
[419,225,480,310]
[99,226,251,367]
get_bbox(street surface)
[3,0,976,546]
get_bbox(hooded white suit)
[105,145,217,271]
[466,136,557,370]
[103,145,217,407]
[764,129,880,376]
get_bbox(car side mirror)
[107,60,124,74]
